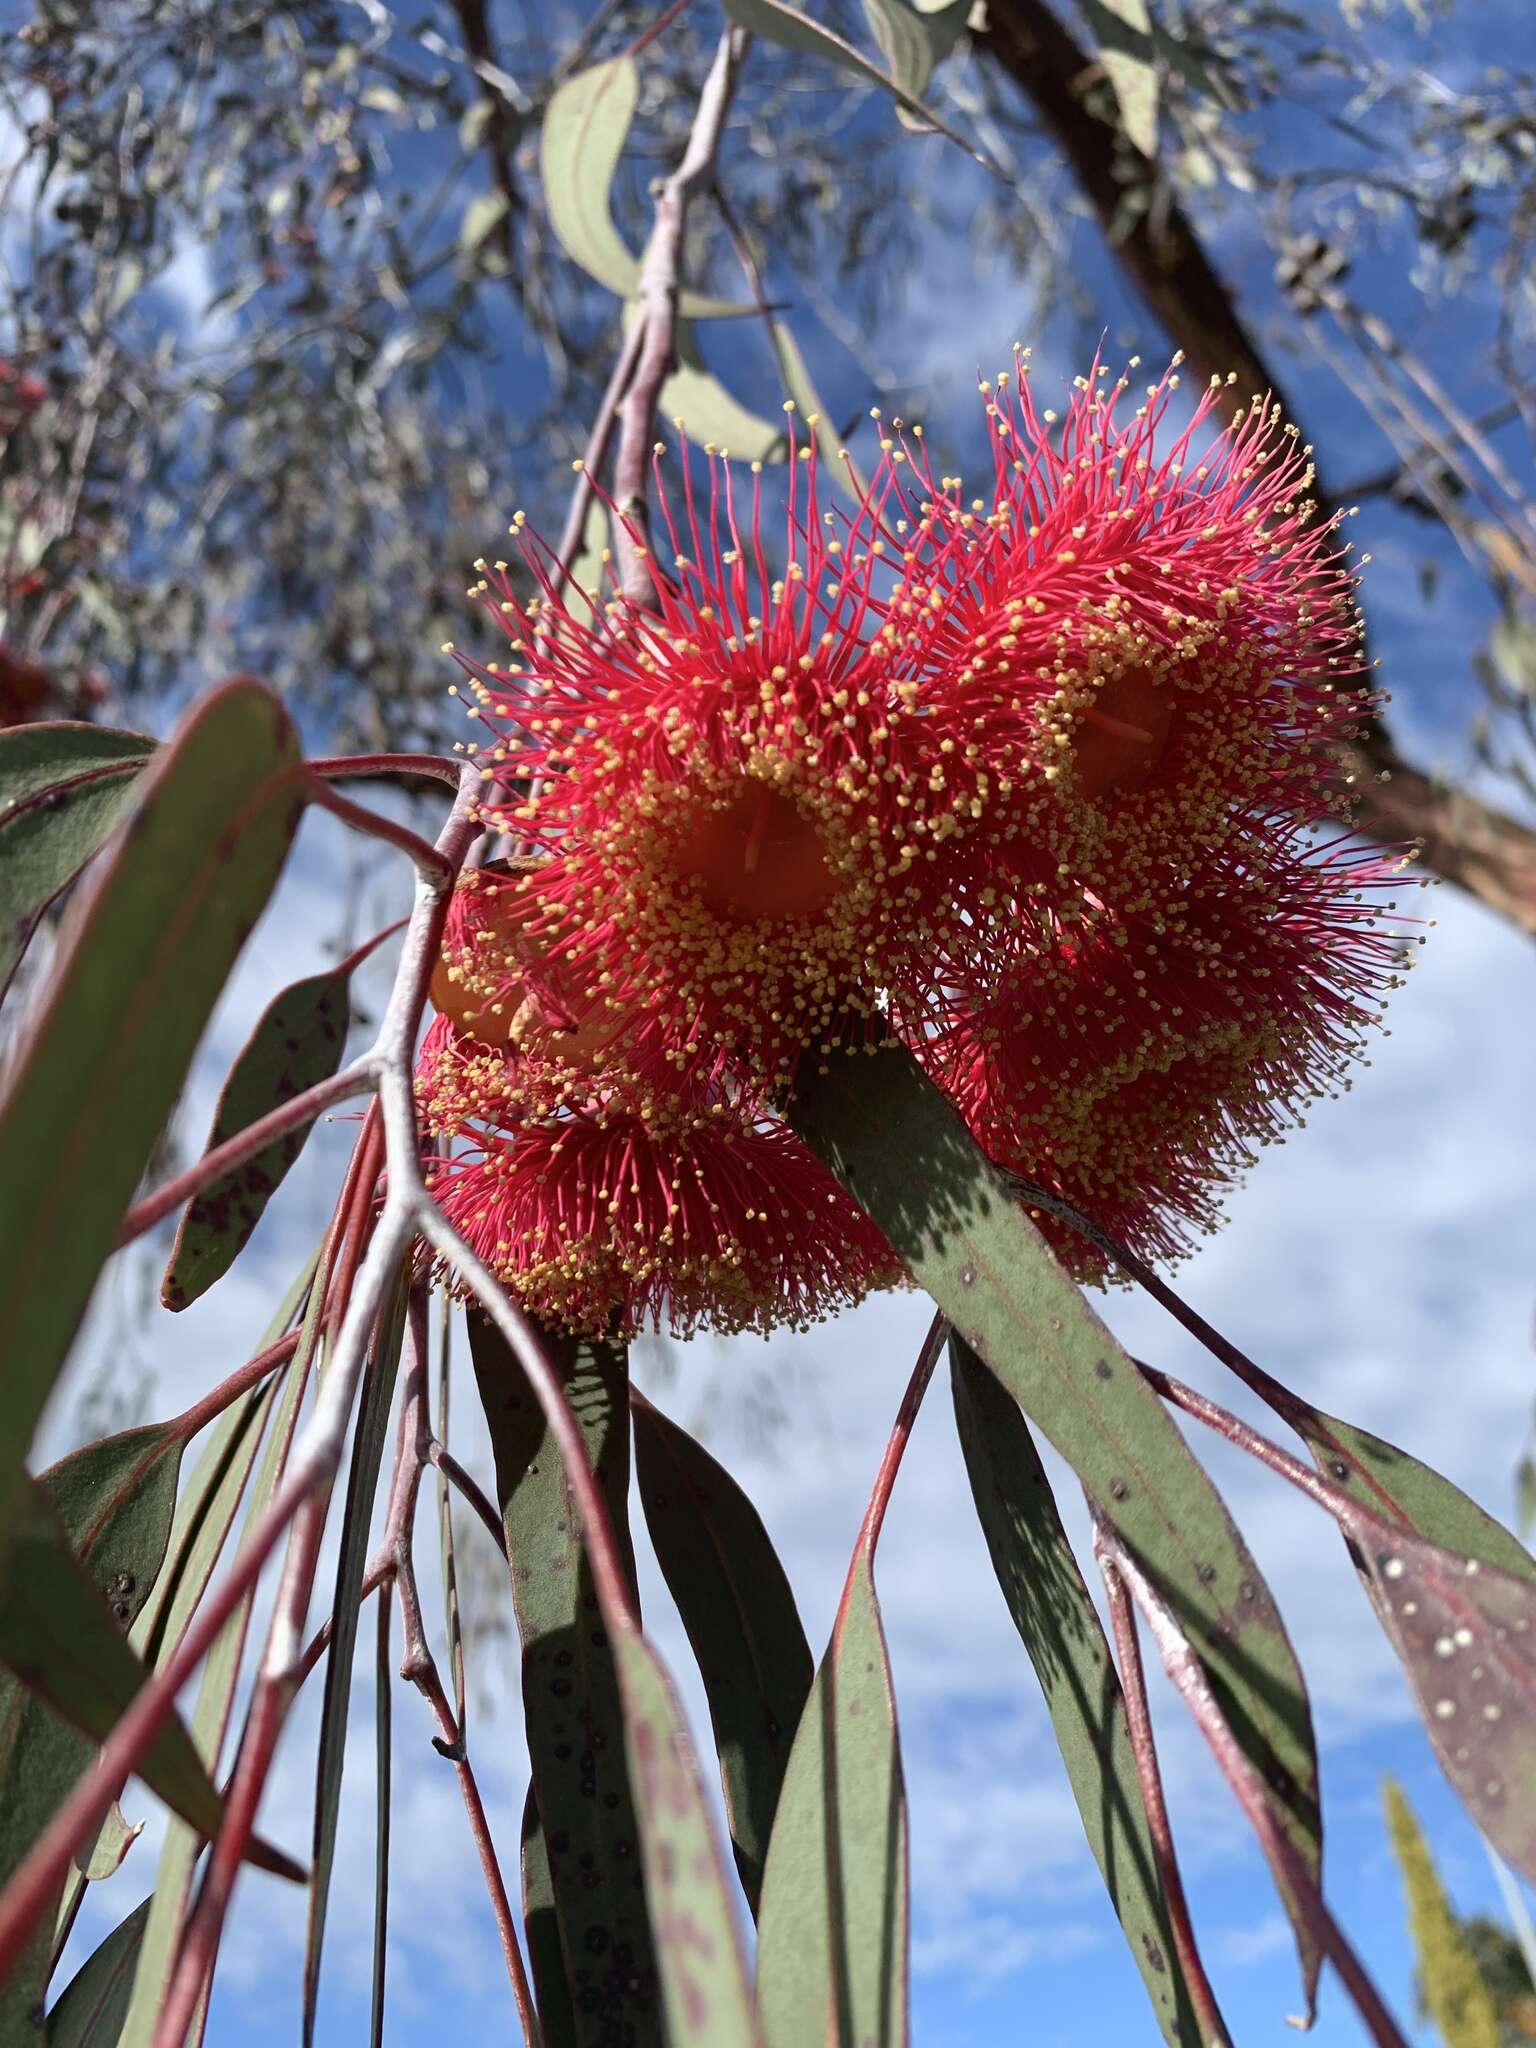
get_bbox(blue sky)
[17,0,1536,2040]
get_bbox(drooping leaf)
[0,678,304,1557]
[1287,1401,1536,1587]
[611,1627,761,2047]
[119,1273,321,2044]
[1352,1523,1536,1882]
[792,1044,1323,2010]
[73,1802,144,1883]
[467,1315,661,2045]
[370,1588,391,2048]
[861,0,969,127]
[520,1786,576,2048]
[0,1425,181,2039]
[162,964,354,1311]
[1082,0,1159,155]
[0,720,153,997]
[540,61,749,317]
[0,1483,236,1857]
[660,320,784,461]
[951,1336,1212,2048]
[633,1391,812,1914]
[756,1549,906,2046]
[718,0,992,165]
[303,1272,408,2044]
[766,324,865,501]
[45,1896,152,2048]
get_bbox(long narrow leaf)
[951,1336,1215,2048]
[45,1896,153,2048]
[162,962,355,1311]
[632,1391,811,1915]
[0,720,152,996]
[0,677,304,1555]
[468,1315,660,2044]
[302,1272,408,2042]
[793,1044,1324,2008]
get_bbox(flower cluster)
[418,353,1414,1330]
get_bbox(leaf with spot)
[46,1896,152,2047]
[610,1628,760,2046]
[951,1336,1214,2048]
[1281,1399,1536,1588]
[468,1316,661,2046]
[755,1508,907,2046]
[633,1391,812,1915]
[162,964,353,1311]
[1349,1522,1536,1882]
[792,1044,1323,2014]
[0,1425,181,2039]
[0,677,304,1561]
[0,720,153,999]
[0,1480,297,1878]
[540,60,750,317]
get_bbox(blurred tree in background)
[2,0,1535,922]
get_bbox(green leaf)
[660,321,784,461]
[1082,0,1159,156]
[162,964,353,1311]
[459,188,510,258]
[46,1896,152,2048]
[0,1483,230,1854]
[792,1043,1323,2011]
[756,1548,906,2045]
[632,1392,812,1914]
[766,323,865,501]
[1287,1402,1536,1588]
[120,1263,323,2044]
[468,1316,660,2044]
[718,0,991,165]
[0,720,152,996]
[541,61,750,317]
[951,1336,1213,2048]
[610,1628,760,2047]
[303,1272,408,2045]
[370,1588,391,2048]
[0,1425,181,2040]
[520,1786,576,2048]
[860,0,969,127]
[0,678,304,1563]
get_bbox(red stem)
[415,1660,542,2045]
[156,1488,333,2044]
[426,1441,508,1558]
[170,1330,301,1441]
[1096,1542,1232,2046]
[118,1065,373,1247]
[308,780,454,884]
[310,753,463,786]
[1105,1529,1411,2048]
[856,1309,946,1559]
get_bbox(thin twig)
[309,780,455,886]
[611,25,749,604]
[119,1063,376,1247]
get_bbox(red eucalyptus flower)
[425,354,1413,1315]
[419,1015,903,1338]
[446,420,1001,1081]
